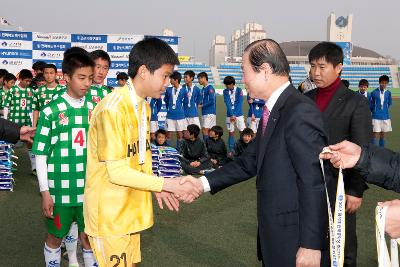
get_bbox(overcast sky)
[3,0,400,63]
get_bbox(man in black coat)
[0,118,35,143]
[305,42,372,267]
[181,39,331,267]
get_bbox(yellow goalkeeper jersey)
[84,84,164,237]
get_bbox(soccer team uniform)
[183,84,202,128]
[0,88,10,119]
[86,84,111,105]
[247,95,265,133]
[32,93,95,238]
[223,87,245,132]
[33,84,65,112]
[201,84,216,128]
[164,86,188,131]
[370,88,392,132]
[84,84,164,265]
[149,97,162,133]
[3,85,34,126]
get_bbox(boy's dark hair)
[170,71,182,83]
[32,61,46,72]
[197,72,208,81]
[155,129,167,137]
[19,69,33,80]
[90,50,111,66]
[44,63,57,72]
[0,69,8,79]
[379,75,390,83]
[184,70,195,79]
[3,73,16,82]
[244,39,290,76]
[35,73,45,82]
[62,50,95,76]
[223,76,235,86]
[359,79,369,87]
[128,37,179,79]
[210,125,224,138]
[64,47,88,58]
[116,72,129,81]
[342,79,350,88]
[309,42,343,67]
[187,124,201,138]
[241,128,254,138]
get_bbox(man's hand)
[20,126,36,143]
[190,161,201,168]
[154,192,180,212]
[41,191,54,219]
[211,159,217,165]
[162,177,202,203]
[345,195,362,214]
[179,175,204,203]
[319,140,361,169]
[379,200,400,239]
[296,247,321,267]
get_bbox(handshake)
[154,176,204,212]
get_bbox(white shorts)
[166,119,187,132]
[226,116,246,132]
[150,121,159,133]
[202,114,216,129]
[186,117,201,128]
[372,119,392,133]
[247,117,261,133]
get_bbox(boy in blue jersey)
[197,72,216,140]
[164,71,187,150]
[148,96,162,141]
[222,76,245,151]
[247,95,265,133]
[370,75,392,147]
[183,70,201,128]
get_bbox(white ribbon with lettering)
[172,86,181,109]
[126,79,147,166]
[320,148,346,267]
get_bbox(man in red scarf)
[305,42,372,267]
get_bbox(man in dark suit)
[181,39,330,267]
[305,42,372,267]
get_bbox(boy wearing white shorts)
[197,72,216,140]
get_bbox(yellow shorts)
[88,234,141,267]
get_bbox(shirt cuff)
[200,176,211,193]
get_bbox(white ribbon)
[126,79,147,166]
[186,85,193,108]
[376,205,400,267]
[172,86,181,109]
[320,147,346,267]
[229,87,236,110]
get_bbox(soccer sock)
[83,248,98,267]
[228,135,235,151]
[65,222,79,266]
[44,243,61,267]
[379,138,385,147]
[371,138,376,145]
[28,149,36,170]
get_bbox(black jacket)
[233,139,253,159]
[356,144,400,193]
[0,118,20,144]
[179,138,209,163]
[205,138,228,165]
[306,83,372,197]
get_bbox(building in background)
[209,35,227,67]
[228,23,267,58]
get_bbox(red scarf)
[316,77,342,112]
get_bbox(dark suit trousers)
[344,212,357,267]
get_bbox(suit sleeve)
[285,102,329,250]
[345,96,371,197]
[0,118,20,144]
[205,138,257,194]
[356,144,400,193]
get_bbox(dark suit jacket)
[306,83,372,197]
[206,84,330,266]
[0,118,20,144]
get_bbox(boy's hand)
[211,159,217,164]
[41,191,54,219]
[251,115,256,122]
[230,116,236,123]
[154,192,179,212]
[190,161,200,167]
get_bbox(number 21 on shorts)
[72,128,86,149]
